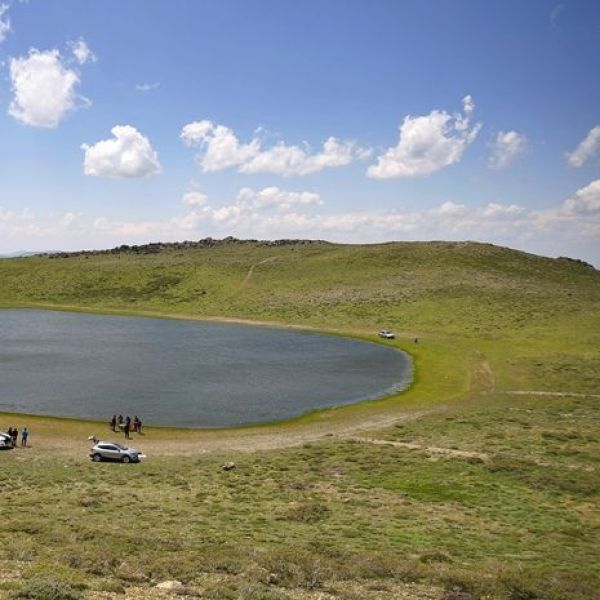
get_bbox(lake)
[0,309,411,427]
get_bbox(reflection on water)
[0,309,411,427]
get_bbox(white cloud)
[3,182,599,266]
[135,82,160,92]
[0,3,11,43]
[8,48,90,127]
[562,179,600,214]
[180,120,368,176]
[180,120,260,172]
[209,186,322,226]
[241,137,368,176]
[182,191,208,206]
[367,95,481,179]
[482,202,524,217]
[69,38,96,64]
[432,201,467,216]
[81,125,162,178]
[566,126,600,168]
[488,130,527,169]
[238,186,321,210]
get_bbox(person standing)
[21,427,28,447]
[10,427,18,448]
[110,415,117,431]
[124,418,131,440]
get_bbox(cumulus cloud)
[238,186,321,210]
[166,185,534,243]
[0,3,11,43]
[81,125,162,178]
[8,48,91,127]
[488,130,527,169]
[211,187,322,226]
[367,95,481,179]
[69,38,97,64]
[562,179,600,214]
[182,191,208,206]
[241,137,368,176]
[180,120,368,176]
[181,120,260,172]
[566,126,600,168]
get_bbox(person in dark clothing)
[10,427,18,447]
[124,421,131,439]
[21,427,28,447]
[110,415,117,431]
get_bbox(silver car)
[90,441,142,463]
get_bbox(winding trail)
[505,390,600,398]
[240,256,281,289]
[349,436,489,461]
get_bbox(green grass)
[0,240,599,599]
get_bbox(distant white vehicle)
[378,330,395,339]
[0,431,13,450]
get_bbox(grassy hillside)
[1,240,599,600]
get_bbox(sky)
[0,0,599,265]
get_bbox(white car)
[378,330,395,339]
[0,431,13,450]
[90,441,142,463]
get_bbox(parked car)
[378,330,395,339]
[90,441,142,463]
[0,431,14,450]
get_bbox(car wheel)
[121,455,131,463]
[92,454,102,462]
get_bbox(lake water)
[0,309,411,427]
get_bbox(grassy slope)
[0,241,599,600]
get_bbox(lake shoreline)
[0,304,415,432]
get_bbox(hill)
[1,240,599,600]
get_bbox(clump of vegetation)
[12,577,82,600]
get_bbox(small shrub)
[282,501,328,523]
[419,550,453,564]
[12,576,83,600]
[95,579,125,594]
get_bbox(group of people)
[109,414,142,439]
[5,426,29,447]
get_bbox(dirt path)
[350,436,488,461]
[468,359,496,396]
[9,407,435,460]
[506,390,600,398]
[240,256,281,288]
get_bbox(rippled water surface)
[0,309,411,427]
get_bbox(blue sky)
[0,0,599,264]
